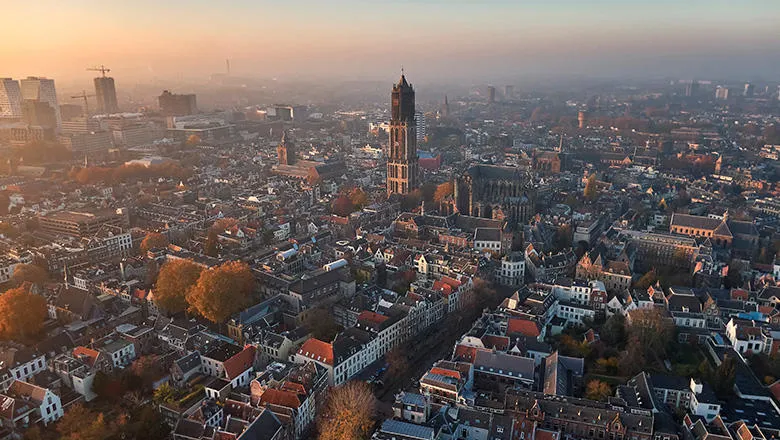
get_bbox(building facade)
[454,165,536,226]
[387,74,419,196]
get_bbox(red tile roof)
[481,335,510,351]
[224,346,256,380]
[298,338,334,366]
[258,388,302,409]
[432,280,453,296]
[507,317,541,337]
[430,367,461,381]
[357,311,389,326]
[73,346,101,368]
[454,344,479,362]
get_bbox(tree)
[626,307,674,364]
[725,260,744,289]
[154,259,203,314]
[585,380,612,401]
[349,188,369,210]
[11,263,48,287]
[332,195,354,217]
[131,355,164,390]
[386,347,410,380]
[187,261,255,323]
[153,383,176,404]
[140,232,169,253]
[124,404,170,440]
[318,381,376,440]
[57,404,119,440]
[186,134,201,146]
[420,182,437,204]
[601,314,627,347]
[0,287,47,342]
[204,230,220,257]
[634,269,657,290]
[211,217,239,233]
[304,307,339,342]
[92,371,127,400]
[433,181,454,203]
[584,174,597,200]
[554,224,572,251]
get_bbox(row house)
[0,345,47,392]
[294,328,375,386]
[725,318,774,356]
[419,360,472,405]
[0,381,63,427]
[200,342,256,388]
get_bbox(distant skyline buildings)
[19,76,61,131]
[0,79,22,119]
[94,76,119,114]
[3,2,780,83]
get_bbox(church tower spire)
[387,72,419,195]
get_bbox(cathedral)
[454,164,536,227]
[387,74,419,196]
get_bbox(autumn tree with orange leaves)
[187,261,254,323]
[317,381,376,440]
[154,259,203,314]
[0,287,47,342]
[139,232,169,253]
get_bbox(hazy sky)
[4,0,780,84]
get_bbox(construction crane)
[87,65,111,77]
[71,90,95,116]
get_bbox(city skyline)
[4,0,780,83]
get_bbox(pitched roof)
[72,346,101,368]
[258,388,302,409]
[507,317,541,337]
[224,346,256,380]
[670,213,723,231]
[297,338,334,366]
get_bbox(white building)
[496,252,525,287]
[5,380,63,425]
[0,346,47,392]
[20,77,61,130]
[0,78,22,119]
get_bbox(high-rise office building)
[20,77,61,130]
[505,85,514,98]
[415,111,426,144]
[743,82,754,97]
[22,100,57,129]
[0,78,22,120]
[487,86,496,103]
[158,90,197,116]
[94,76,119,114]
[387,74,419,196]
[684,80,699,97]
[715,86,729,100]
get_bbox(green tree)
[601,314,627,347]
[187,261,255,323]
[153,383,176,404]
[304,307,339,342]
[154,259,203,314]
[626,307,674,365]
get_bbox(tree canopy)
[0,287,47,342]
[154,259,203,314]
[433,181,454,203]
[139,232,169,253]
[187,261,254,323]
[585,380,612,401]
[584,174,598,200]
[318,381,376,440]
[11,264,49,287]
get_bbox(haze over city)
[5,0,780,84]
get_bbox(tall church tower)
[277,130,295,165]
[387,74,419,196]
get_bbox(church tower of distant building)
[387,73,419,196]
[277,130,296,165]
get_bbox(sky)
[3,0,780,84]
